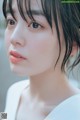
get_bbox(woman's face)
[5,0,65,76]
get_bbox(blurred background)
[0,0,26,111]
[0,0,80,112]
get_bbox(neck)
[28,67,70,105]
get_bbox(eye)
[28,21,43,30]
[6,18,16,28]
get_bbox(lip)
[9,50,27,64]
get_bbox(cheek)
[26,32,60,75]
[29,32,59,63]
[29,34,50,55]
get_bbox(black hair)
[2,0,80,71]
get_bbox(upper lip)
[9,50,27,59]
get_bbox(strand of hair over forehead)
[17,0,27,21]
[17,0,53,24]
[17,0,40,22]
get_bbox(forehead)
[11,0,43,11]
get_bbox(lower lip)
[10,56,26,64]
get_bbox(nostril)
[10,38,24,47]
[10,34,25,47]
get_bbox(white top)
[5,80,80,120]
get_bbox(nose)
[10,25,25,47]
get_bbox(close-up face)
[4,0,66,76]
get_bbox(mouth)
[9,50,27,64]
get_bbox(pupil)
[33,23,38,28]
[10,20,14,25]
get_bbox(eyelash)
[6,18,16,27]
[6,18,44,31]
[28,21,43,30]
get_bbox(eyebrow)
[6,8,45,17]
[27,10,45,16]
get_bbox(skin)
[5,0,80,119]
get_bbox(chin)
[10,65,24,76]
[11,69,27,77]
[10,63,52,77]
[10,66,30,77]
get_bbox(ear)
[70,42,78,57]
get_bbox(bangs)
[3,0,53,26]
[3,0,16,20]
[17,0,35,22]
[17,0,53,27]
